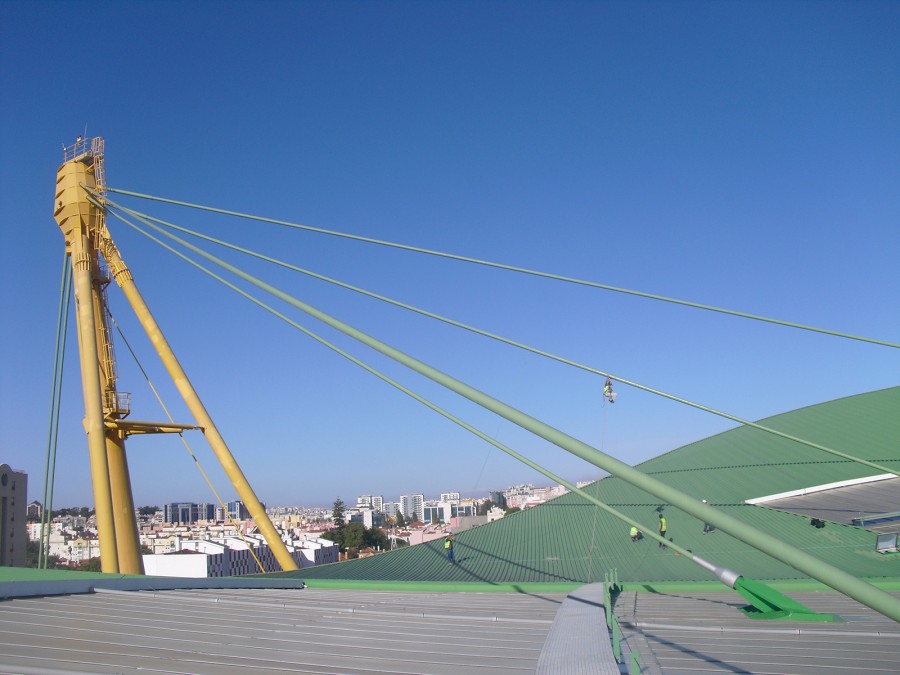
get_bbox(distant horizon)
[30,479,577,513]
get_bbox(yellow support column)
[98,232,299,572]
[54,157,119,573]
[107,432,144,574]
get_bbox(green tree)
[331,497,346,528]
[322,522,391,558]
[342,522,366,553]
[25,539,61,568]
[363,527,390,550]
[51,506,95,519]
[395,512,406,527]
[138,506,160,516]
[25,539,39,567]
[76,557,102,572]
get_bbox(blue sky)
[1,0,897,510]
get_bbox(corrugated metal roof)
[280,387,900,584]
[0,585,897,674]
[0,565,307,599]
[0,586,565,674]
[616,588,900,675]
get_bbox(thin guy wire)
[40,253,71,568]
[46,261,72,564]
[108,314,267,573]
[106,187,899,349]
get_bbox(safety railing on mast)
[61,136,106,195]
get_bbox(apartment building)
[0,464,26,567]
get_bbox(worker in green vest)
[444,534,456,564]
[658,513,668,548]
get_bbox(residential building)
[294,534,340,568]
[226,500,252,520]
[422,501,446,524]
[452,500,476,518]
[26,501,42,520]
[65,536,102,564]
[142,533,337,577]
[348,508,385,529]
[357,495,385,512]
[400,494,424,522]
[503,484,569,509]
[163,502,216,524]
[0,464,26,567]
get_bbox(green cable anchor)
[733,577,841,622]
[694,560,840,622]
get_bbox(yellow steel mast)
[54,137,137,572]
[53,138,299,573]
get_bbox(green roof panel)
[269,388,900,585]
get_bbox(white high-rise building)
[400,494,425,522]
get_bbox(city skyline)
[31,480,557,513]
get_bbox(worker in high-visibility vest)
[444,534,456,564]
[603,378,618,403]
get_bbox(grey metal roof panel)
[762,476,900,533]
[616,589,900,675]
[0,587,565,674]
[2,586,898,674]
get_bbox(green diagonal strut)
[106,203,824,619]
[95,193,900,624]
[107,203,833,619]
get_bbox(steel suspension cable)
[108,209,719,572]
[40,253,72,568]
[106,187,899,349]
[100,202,900,622]
[104,198,900,479]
